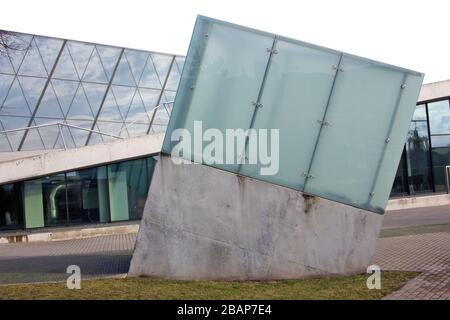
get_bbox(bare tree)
[0,30,30,56]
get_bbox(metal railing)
[0,101,173,151]
[124,101,172,132]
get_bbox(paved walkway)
[372,231,450,300]
[0,213,448,300]
[0,234,136,284]
[382,205,450,229]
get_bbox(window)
[0,155,156,230]
[431,147,450,192]
[405,115,433,193]
[390,148,408,196]
[427,99,450,192]
[42,173,68,226]
[428,100,450,135]
[107,157,155,221]
[0,183,24,230]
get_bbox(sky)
[1,0,448,83]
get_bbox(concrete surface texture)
[0,133,164,185]
[128,156,384,280]
[386,193,450,211]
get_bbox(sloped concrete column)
[128,155,384,280]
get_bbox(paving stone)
[0,234,136,285]
[0,229,448,301]
[372,232,449,300]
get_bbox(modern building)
[0,29,448,232]
[0,30,184,151]
[0,30,182,231]
[391,79,450,196]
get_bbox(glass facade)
[391,99,450,196]
[0,156,156,230]
[0,30,184,151]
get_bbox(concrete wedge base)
[128,156,384,280]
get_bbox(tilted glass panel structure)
[239,38,341,190]
[163,16,424,213]
[0,30,183,151]
[164,18,274,172]
[304,58,423,212]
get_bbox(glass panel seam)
[123,51,140,87]
[64,172,69,225]
[147,55,176,134]
[424,102,436,192]
[6,35,30,74]
[135,52,151,86]
[67,42,95,80]
[110,85,129,123]
[121,86,139,124]
[34,37,52,76]
[55,80,78,119]
[17,39,67,151]
[85,48,125,145]
[367,73,408,204]
[302,53,344,191]
[237,36,277,174]
[0,118,14,151]
[90,46,109,81]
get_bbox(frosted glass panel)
[163,16,424,214]
[368,73,424,211]
[239,39,340,189]
[303,55,423,212]
[163,17,274,172]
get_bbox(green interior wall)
[108,170,129,221]
[23,179,44,228]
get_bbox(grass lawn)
[0,271,417,300]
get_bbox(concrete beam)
[418,79,450,103]
[128,156,384,280]
[0,133,164,185]
[387,193,450,211]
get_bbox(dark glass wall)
[0,155,156,230]
[405,105,433,193]
[42,173,67,226]
[108,157,155,221]
[431,147,450,192]
[66,168,101,224]
[391,99,450,196]
[391,148,408,196]
[428,100,450,192]
[0,183,24,230]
